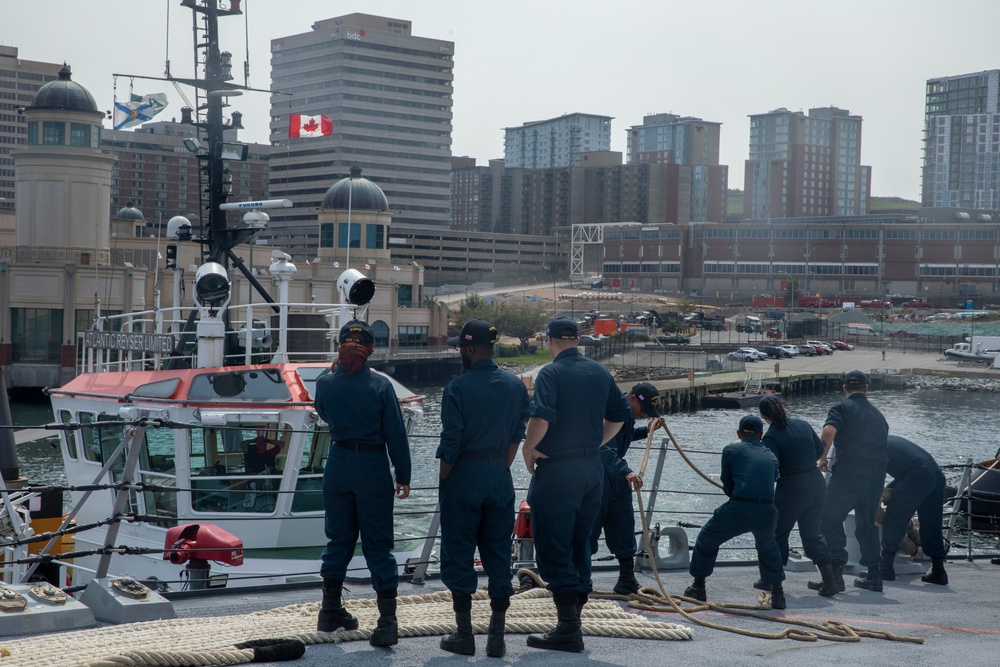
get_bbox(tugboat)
[16,0,423,593]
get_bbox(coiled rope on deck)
[592,420,924,644]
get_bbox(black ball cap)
[339,319,374,345]
[447,319,499,347]
[844,370,868,386]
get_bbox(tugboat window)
[188,369,290,401]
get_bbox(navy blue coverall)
[590,408,646,559]
[527,348,630,595]
[314,366,411,592]
[436,359,530,599]
[762,418,831,565]
[881,435,947,560]
[689,436,784,585]
[820,393,888,570]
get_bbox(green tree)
[455,293,494,324]
[493,303,548,351]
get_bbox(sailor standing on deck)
[684,415,786,609]
[313,320,411,647]
[758,395,839,597]
[812,370,889,594]
[590,382,663,595]
[436,319,530,658]
[878,435,949,586]
[522,317,630,653]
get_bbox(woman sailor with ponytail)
[313,319,411,647]
[758,394,840,597]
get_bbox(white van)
[847,324,878,336]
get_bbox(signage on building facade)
[83,331,175,354]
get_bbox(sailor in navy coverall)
[314,320,410,645]
[685,415,785,608]
[758,395,838,597]
[522,318,630,652]
[590,382,663,595]
[817,370,889,592]
[879,435,949,585]
[437,319,530,657]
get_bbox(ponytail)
[758,394,788,428]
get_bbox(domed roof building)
[321,164,389,212]
[30,65,101,115]
[113,201,146,238]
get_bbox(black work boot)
[486,596,510,658]
[880,551,897,582]
[809,563,845,592]
[317,578,359,632]
[526,592,584,653]
[813,560,840,597]
[854,567,883,592]
[370,591,398,647]
[684,577,707,602]
[769,581,786,610]
[921,558,949,585]
[613,557,640,595]
[440,594,474,655]
[752,579,771,592]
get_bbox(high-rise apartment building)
[922,69,1000,210]
[626,113,728,222]
[504,113,612,169]
[0,46,61,210]
[743,107,871,220]
[267,13,454,258]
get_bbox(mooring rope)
[615,421,924,644]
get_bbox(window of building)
[11,308,64,363]
[70,123,90,147]
[371,320,390,347]
[366,224,385,249]
[397,283,413,308]
[42,121,65,145]
[338,222,361,248]
[319,223,334,248]
[27,121,37,145]
[397,325,427,348]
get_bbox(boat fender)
[513,500,533,539]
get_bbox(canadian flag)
[289,113,333,138]
[364,263,372,270]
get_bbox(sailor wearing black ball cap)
[684,415,786,608]
[590,382,664,595]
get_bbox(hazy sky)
[4,0,999,200]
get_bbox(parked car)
[656,333,690,345]
[888,329,920,339]
[579,335,603,347]
[728,349,757,361]
[902,299,932,308]
[778,344,800,357]
[762,345,786,359]
[797,344,818,356]
[806,340,834,354]
[831,340,855,351]
[706,357,724,371]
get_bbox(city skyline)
[3,0,998,203]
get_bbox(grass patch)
[498,348,549,365]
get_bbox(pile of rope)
[0,588,692,666]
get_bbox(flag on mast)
[289,113,333,138]
[113,93,168,130]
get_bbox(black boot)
[769,581,786,610]
[486,596,509,658]
[370,591,398,647]
[808,563,845,592]
[613,557,640,595]
[921,558,948,585]
[854,567,883,592]
[440,594,474,655]
[752,579,771,592]
[813,560,839,597]
[317,578,359,633]
[526,592,584,653]
[684,577,707,602]
[880,551,897,582]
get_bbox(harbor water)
[9,381,1000,560]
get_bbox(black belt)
[780,466,818,479]
[731,496,773,504]
[540,448,599,462]
[334,440,385,452]
[460,449,502,460]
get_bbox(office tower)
[504,113,612,169]
[268,13,454,258]
[0,46,61,210]
[626,113,728,222]
[743,107,871,220]
[923,70,1000,209]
